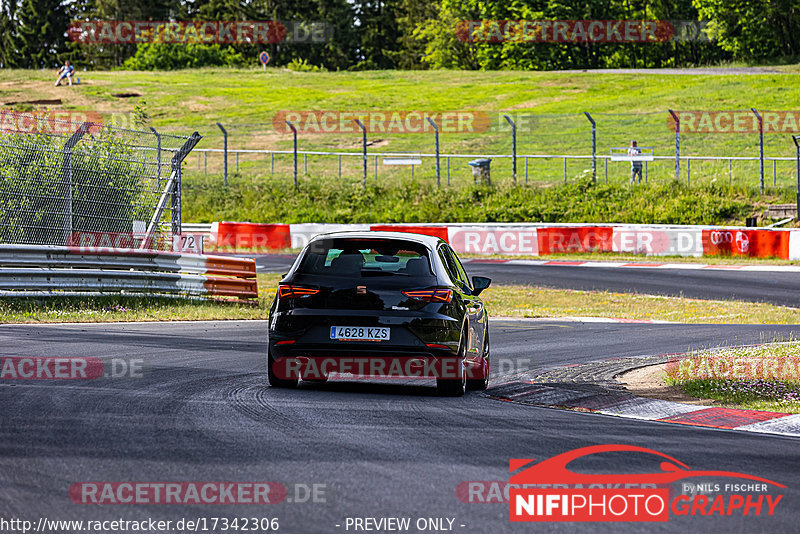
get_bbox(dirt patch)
[1,81,122,115]
[111,92,142,98]
[617,363,716,405]
[3,99,62,106]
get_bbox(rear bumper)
[268,343,486,381]
[268,309,484,381]
[269,310,461,351]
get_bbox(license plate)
[330,326,390,341]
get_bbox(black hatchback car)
[267,231,491,396]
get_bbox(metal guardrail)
[181,223,214,234]
[0,245,258,300]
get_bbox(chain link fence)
[0,116,201,248]
[165,111,800,190]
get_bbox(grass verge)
[482,286,800,324]
[184,177,793,226]
[665,343,800,413]
[0,274,281,323]
[463,251,800,265]
[1,274,797,325]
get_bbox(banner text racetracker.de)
[205,222,800,260]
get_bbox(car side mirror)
[471,276,491,295]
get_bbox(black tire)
[467,332,490,391]
[268,350,298,388]
[437,330,467,397]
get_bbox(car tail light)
[402,289,453,303]
[278,284,320,299]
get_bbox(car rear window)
[296,238,434,278]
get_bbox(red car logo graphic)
[510,444,784,487]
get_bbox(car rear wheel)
[437,330,467,397]
[268,349,298,388]
[467,332,489,391]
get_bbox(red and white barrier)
[199,222,800,261]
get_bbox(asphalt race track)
[251,254,800,307]
[2,319,800,533]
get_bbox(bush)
[285,58,326,72]
[0,130,152,245]
[120,43,245,70]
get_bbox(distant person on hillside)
[55,60,74,87]
[628,140,643,185]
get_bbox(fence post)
[773,159,777,186]
[374,155,378,181]
[687,158,691,186]
[604,157,608,184]
[427,117,441,188]
[752,108,764,193]
[141,132,203,249]
[60,122,90,245]
[504,115,517,184]
[729,158,732,184]
[149,127,162,191]
[285,120,298,188]
[354,119,367,188]
[447,156,450,186]
[236,151,239,172]
[563,157,567,184]
[668,109,680,181]
[216,122,228,185]
[524,157,528,184]
[583,112,596,183]
[793,135,800,219]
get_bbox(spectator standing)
[628,140,643,185]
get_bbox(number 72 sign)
[172,233,204,254]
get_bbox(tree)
[9,0,69,68]
[694,0,800,60]
[415,0,731,70]
[0,0,19,67]
[389,0,441,68]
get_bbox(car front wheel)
[467,332,489,391]
[437,330,467,397]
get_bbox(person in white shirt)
[628,140,643,185]
[55,60,74,87]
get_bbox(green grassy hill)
[2,67,799,224]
